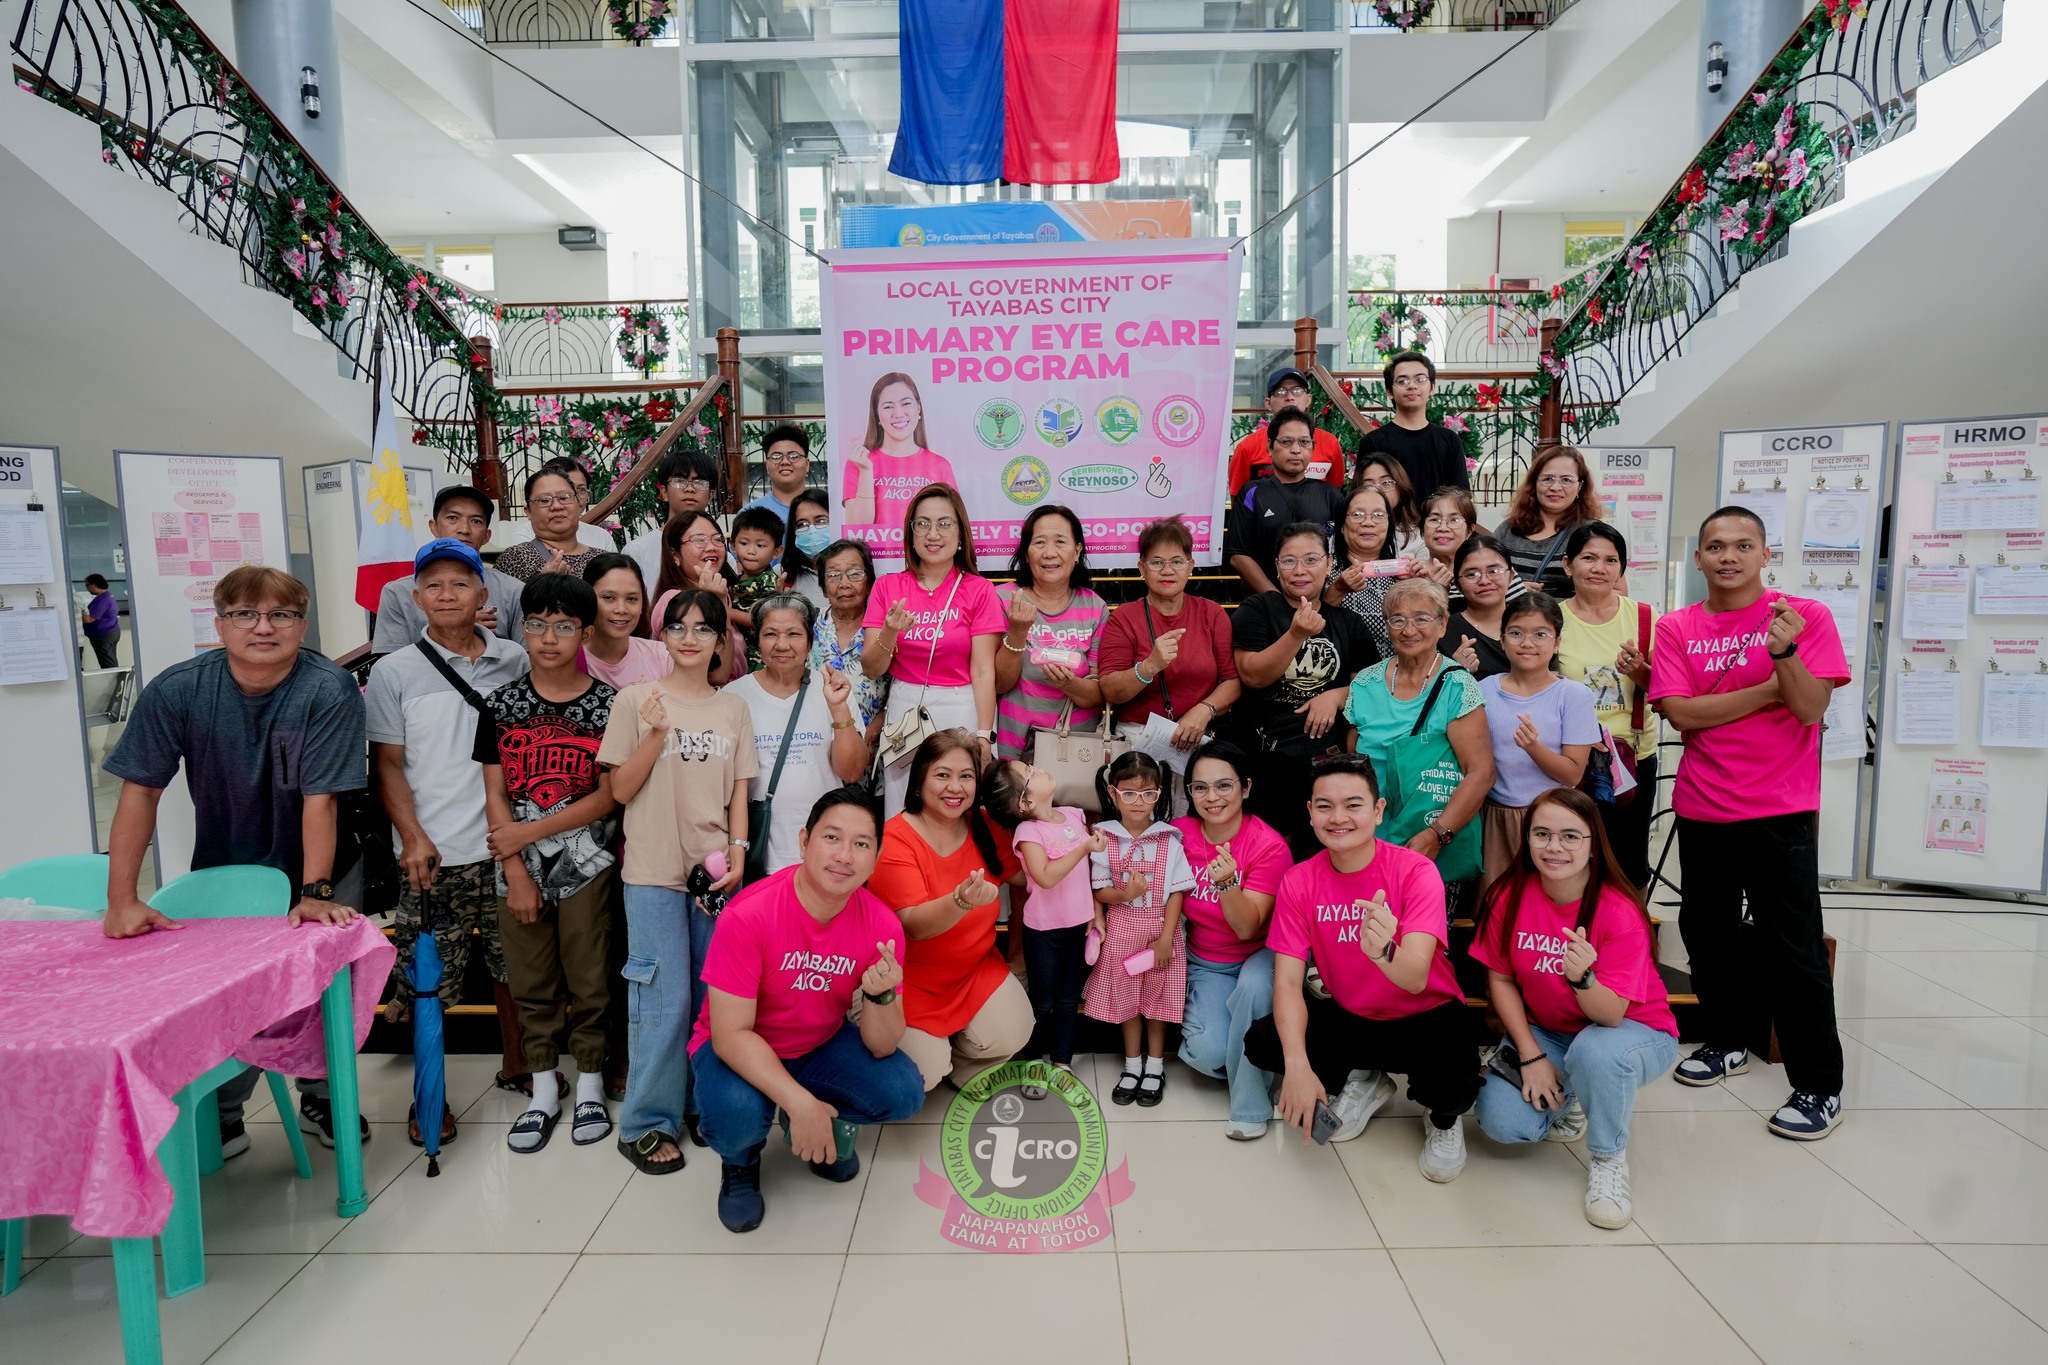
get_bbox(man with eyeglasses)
[102,565,369,1151]
[1223,408,1350,596]
[371,484,525,653]
[367,538,534,1139]
[1226,368,1348,494]
[624,448,722,589]
[738,423,814,530]
[1357,351,1470,497]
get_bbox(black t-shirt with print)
[473,676,617,819]
[1222,476,1349,585]
[1230,592,1379,745]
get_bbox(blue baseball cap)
[1266,367,1311,396]
[414,537,484,577]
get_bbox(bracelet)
[1213,874,1241,893]
[1193,700,1216,715]
[951,886,970,911]
[1001,636,1029,654]
[831,717,855,731]
[1133,663,1156,685]
[1518,1052,1547,1066]
[728,837,749,850]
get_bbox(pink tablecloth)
[0,917,394,1239]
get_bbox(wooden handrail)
[1312,361,1375,440]
[580,374,727,525]
[496,380,702,398]
[487,297,689,310]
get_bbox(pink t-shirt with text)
[1468,882,1677,1036]
[579,636,673,690]
[1647,592,1848,822]
[1011,807,1098,931]
[846,448,959,532]
[1266,843,1464,1020]
[863,568,1006,688]
[686,867,906,1060]
[1171,814,1291,964]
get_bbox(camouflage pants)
[392,858,505,1004]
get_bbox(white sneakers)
[1330,1070,1398,1143]
[1585,1152,1633,1229]
[1419,1118,1468,1182]
[1544,1098,1587,1143]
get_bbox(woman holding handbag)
[861,485,1005,814]
[1556,521,1659,886]
[1343,579,1494,892]
[1099,517,1240,747]
[725,595,869,877]
[994,505,1108,760]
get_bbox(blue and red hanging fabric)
[889,0,1121,187]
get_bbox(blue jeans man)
[1177,948,1277,1129]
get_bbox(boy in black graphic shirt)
[476,573,621,1153]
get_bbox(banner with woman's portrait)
[820,239,1242,568]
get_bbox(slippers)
[571,1100,612,1146]
[407,1103,459,1148]
[508,1106,560,1154]
[619,1129,685,1175]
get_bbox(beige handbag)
[1027,701,1129,814]
[871,571,965,777]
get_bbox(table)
[0,917,392,1362]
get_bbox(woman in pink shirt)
[1172,741,1293,1139]
[1470,788,1677,1230]
[580,553,673,689]
[1241,755,1480,1181]
[861,484,1005,814]
[841,372,958,539]
[689,788,926,1233]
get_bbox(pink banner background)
[913,1157,1136,1253]
[821,239,1242,568]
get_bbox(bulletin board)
[303,458,437,655]
[1716,423,1889,881]
[1584,445,1676,610]
[0,443,97,859]
[115,451,289,881]
[1869,412,2048,894]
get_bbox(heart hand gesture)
[861,940,903,997]
[1766,596,1805,655]
[1562,926,1598,981]
[1359,892,1398,962]
[955,868,1000,908]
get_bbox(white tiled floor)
[8,897,2048,1362]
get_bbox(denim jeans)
[1177,949,1276,1125]
[1474,1019,1678,1158]
[620,884,719,1144]
[1021,923,1090,1066]
[692,1020,926,1167]
[214,1070,325,1127]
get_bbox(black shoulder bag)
[746,673,812,884]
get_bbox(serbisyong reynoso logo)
[975,397,1024,450]
[1152,394,1205,448]
[912,1058,1134,1253]
[1001,455,1052,506]
[1057,463,1139,495]
[1035,398,1084,448]
[1095,396,1142,446]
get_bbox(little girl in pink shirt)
[984,761,1107,1098]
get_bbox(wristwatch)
[299,880,335,902]
[1428,821,1455,847]
[1380,938,1397,963]
[863,986,898,1006]
[1569,967,1597,991]
[1769,641,1798,660]
[728,837,750,851]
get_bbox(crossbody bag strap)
[1408,662,1463,737]
[1531,531,1568,587]
[764,673,812,800]
[1140,602,1176,720]
[415,638,489,715]
[913,569,966,711]
[1629,600,1651,734]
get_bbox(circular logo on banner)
[1035,222,1062,242]
[1001,455,1052,506]
[1057,464,1139,495]
[1095,397,1142,447]
[1153,396,1205,448]
[896,224,927,248]
[1035,399,1084,449]
[941,1060,1107,1222]
[975,398,1025,450]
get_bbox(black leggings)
[1021,923,1089,1065]
[1244,996,1482,1126]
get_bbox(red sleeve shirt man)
[1228,425,1347,495]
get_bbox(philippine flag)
[889,0,1121,187]
[354,355,416,611]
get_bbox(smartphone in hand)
[1311,1099,1341,1145]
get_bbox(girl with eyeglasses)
[652,511,743,685]
[1086,752,1197,1107]
[862,485,1004,814]
[596,588,757,1176]
[1324,484,1416,657]
[1444,535,1520,680]
[1494,447,1602,598]
[1475,592,1598,881]
[1418,487,1531,617]
[1470,787,1677,1230]
[777,489,835,612]
[1172,741,1291,1139]
[1099,516,1240,747]
[1352,453,1421,555]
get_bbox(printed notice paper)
[1822,684,1864,762]
[1935,476,2041,533]
[1926,770,1990,855]
[1737,490,1787,551]
[0,609,69,685]
[1973,563,2048,617]
[0,507,55,585]
[1802,490,1869,552]
[1981,671,2048,749]
[1892,670,1961,746]
[1809,582,1865,661]
[1899,567,1971,640]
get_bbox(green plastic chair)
[1,855,109,1298]
[145,865,314,1299]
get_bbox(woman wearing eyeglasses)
[1352,453,1422,557]
[653,511,743,686]
[809,539,888,740]
[1232,522,1379,857]
[1444,535,1519,680]
[1471,788,1677,1230]
[995,505,1108,761]
[863,485,1004,814]
[1324,485,1416,658]
[1475,592,1598,881]
[1494,447,1601,598]
[496,468,604,582]
[1100,516,1240,747]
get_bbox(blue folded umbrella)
[411,933,447,1177]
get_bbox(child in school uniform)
[1086,752,1195,1107]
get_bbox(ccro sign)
[1763,428,1845,453]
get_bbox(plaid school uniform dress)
[1083,821,1196,1024]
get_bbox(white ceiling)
[342,68,569,234]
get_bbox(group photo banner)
[820,238,1243,567]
